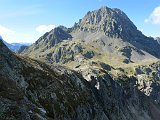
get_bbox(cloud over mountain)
[0,25,15,35]
[36,24,56,33]
[145,6,160,24]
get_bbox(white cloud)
[36,24,56,33]
[0,25,15,35]
[2,33,40,43]
[145,6,160,24]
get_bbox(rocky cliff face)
[72,6,138,39]
[71,6,160,59]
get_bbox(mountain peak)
[35,26,72,47]
[73,6,139,39]
[21,26,72,55]
[22,6,160,61]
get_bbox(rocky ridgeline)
[21,27,72,55]
[1,34,160,119]
[22,6,160,65]
[1,6,160,120]
[72,6,138,39]
[72,6,160,58]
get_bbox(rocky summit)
[72,6,137,39]
[22,6,160,66]
[1,6,160,120]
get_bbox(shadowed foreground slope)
[1,35,160,120]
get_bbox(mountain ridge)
[71,6,160,58]
[1,6,160,120]
[3,40,31,52]
[1,36,160,119]
[72,6,139,39]
[21,6,160,67]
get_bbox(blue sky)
[0,0,160,43]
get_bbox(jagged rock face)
[73,6,139,39]
[72,6,160,59]
[50,41,95,63]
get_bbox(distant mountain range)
[2,39,31,52]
